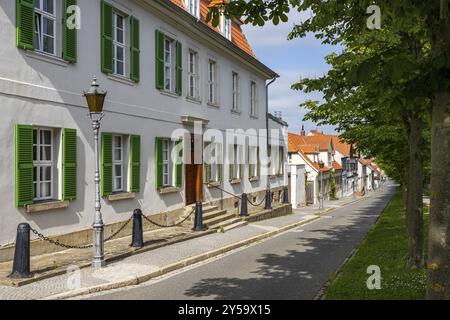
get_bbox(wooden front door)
[185,134,203,205]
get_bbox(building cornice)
[137,0,279,80]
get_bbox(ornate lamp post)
[318,160,325,209]
[84,78,107,268]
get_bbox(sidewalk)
[0,193,370,300]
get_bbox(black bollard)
[264,189,272,210]
[193,202,204,232]
[130,209,144,248]
[9,223,32,279]
[283,186,289,204]
[240,193,249,217]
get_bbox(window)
[250,81,257,117]
[33,128,53,201]
[232,72,240,111]
[205,142,222,182]
[162,138,172,186]
[34,0,56,55]
[248,146,259,178]
[112,135,124,192]
[208,60,218,104]
[219,15,231,40]
[113,12,126,76]
[188,50,199,99]
[277,146,285,175]
[164,37,175,91]
[186,0,199,17]
[230,144,242,180]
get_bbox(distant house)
[288,127,343,204]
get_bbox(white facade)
[0,0,286,246]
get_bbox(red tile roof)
[332,161,342,170]
[171,0,255,57]
[288,133,330,172]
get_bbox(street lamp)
[318,160,325,209]
[84,77,107,268]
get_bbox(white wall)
[0,0,286,246]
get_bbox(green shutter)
[205,163,211,183]
[155,30,164,90]
[257,147,261,177]
[217,163,223,182]
[130,16,140,82]
[175,41,182,96]
[130,135,141,193]
[101,132,112,196]
[62,128,77,200]
[175,140,183,188]
[155,138,164,189]
[15,124,34,207]
[101,0,113,74]
[63,0,77,63]
[16,0,35,50]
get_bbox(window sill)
[249,114,259,119]
[108,192,136,202]
[186,96,202,105]
[231,109,241,115]
[229,179,241,185]
[24,50,69,68]
[207,102,220,109]
[107,74,136,86]
[207,181,220,188]
[26,200,69,214]
[159,90,180,99]
[249,177,259,182]
[159,186,180,194]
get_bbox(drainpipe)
[265,77,277,191]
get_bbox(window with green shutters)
[101,1,140,81]
[155,30,182,95]
[15,124,77,207]
[102,133,140,196]
[16,0,78,63]
[155,137,183,190]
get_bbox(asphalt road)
[84,185,396,300]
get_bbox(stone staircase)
[187,204,247,231]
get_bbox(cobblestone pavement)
[0,191,378,300]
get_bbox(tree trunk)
[427,92,450,299]
[405,112,424,268]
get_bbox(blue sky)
[242,10,339,135]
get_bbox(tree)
[209,0,449,298]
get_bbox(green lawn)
[324,190,428,300]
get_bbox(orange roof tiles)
[171,0,256,57]
[308,131,352,157]
[332,161,342,170]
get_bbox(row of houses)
[0,0,289,254]
[287,127,384,208]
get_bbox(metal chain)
[29,214,133,249]
[104,215,133,243]
[247,195,266,207]
[142,208,195,228]
[30,227,93,249]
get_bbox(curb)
[43,194,375,300]
[42,215,321,300]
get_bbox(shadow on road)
[182,189,395,300]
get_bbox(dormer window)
[219,15,231,40]
[185,0,200,18]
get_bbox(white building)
[0,0,287,249]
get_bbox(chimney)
[301,124,306,136]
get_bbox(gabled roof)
[172,0,255,57]
[299,135,332,151]
[288,133,330,172]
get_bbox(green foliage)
[325,191,428,300]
